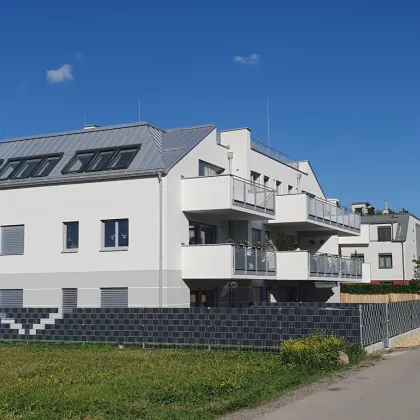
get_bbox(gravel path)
[220,356,382,420]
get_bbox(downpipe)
[158,172,163,307]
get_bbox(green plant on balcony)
[271,230,298,251]
[238,239,249,248]
[253,241,262,250]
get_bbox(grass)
[0,342,363,419]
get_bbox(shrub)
[280,332,345,373]
[345,343,366,364]
[341,283,420,295]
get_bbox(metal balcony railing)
[250,139,299,169]
[309,253,363,279]
[232,176,275,214]
[234,246,276,276]
[307,196,361,231]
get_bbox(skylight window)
[86,150,115,172]
[63,151,95,174]
[32,156,62,177]
[12,157,43,179]
[0,160,22,180]
[108,147,139,170]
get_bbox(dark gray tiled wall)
[0,305,362,348]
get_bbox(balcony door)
[189,222,217,245]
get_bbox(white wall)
[341,242,404,282]
[0,178,188,307]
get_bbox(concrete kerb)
[364,327,420,353]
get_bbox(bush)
[341,282,420,295]
[345,343,366,364]
[280,332,345,373]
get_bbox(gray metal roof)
[0,122,216,188]
[361,214,411,241]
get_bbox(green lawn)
[0,343,335,419]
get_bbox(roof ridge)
[165,123,216,132]
[0,122,160,145]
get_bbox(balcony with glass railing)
[276,251,368,282]
[268,193,361,236]
[250,139,299,170]
[182,174,275,220]
[182,244,276,279]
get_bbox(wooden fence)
[341,293,420,303]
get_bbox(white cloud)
[46,64,73,84]
[233,54,259,65]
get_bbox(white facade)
[339,209,420,284]
[0,123,366,309]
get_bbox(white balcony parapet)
[276,251,368,282]
[182,174,275,219]
[182,244,276,279]
[269,193,361,235]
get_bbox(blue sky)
[0,0,419,213]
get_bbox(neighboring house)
[339,202,420,284]
[0,122,368,310]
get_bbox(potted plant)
[238,239,249,248]
[227,238,234,245]
[253,241,262,250]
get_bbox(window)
[12,157,43,179]
[33,156,62,177]
[198,160,223,177]
[288,185,293,194]
[0,160,22,180]
[102,219,129,249]
[62,288,78,314]
[189,222,217,244]
[378,226,392,242]
[100,287,128,308]
[351,253,364,263]
[0,289,23,307]
[64,222,79,251]
[1,225,24,255]
[108,147,139,170]
[63,151,96,173]
[86,150,115,172]
[264,176,269,187]
[250,171,260,184]
[379,253,393,269]
[252,228,261,245]
[276,180,282,195]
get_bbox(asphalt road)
[260,348,420,420]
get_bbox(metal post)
[255,248,258,275]
[244,247,247,274]
[384,303,390,348]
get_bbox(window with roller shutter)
[1,225,24,255]
[100,288,128,308]
[62,289,78,314]
[0,289,23,307]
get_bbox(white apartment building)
[339,203,420,284]
[0,122,369,310]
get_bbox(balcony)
[268,193,361,236]
[276,251,370,282]
[250,139,299,170]
[182,244,276,280]
[182,174,275,220]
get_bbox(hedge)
[342,281,420,295]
